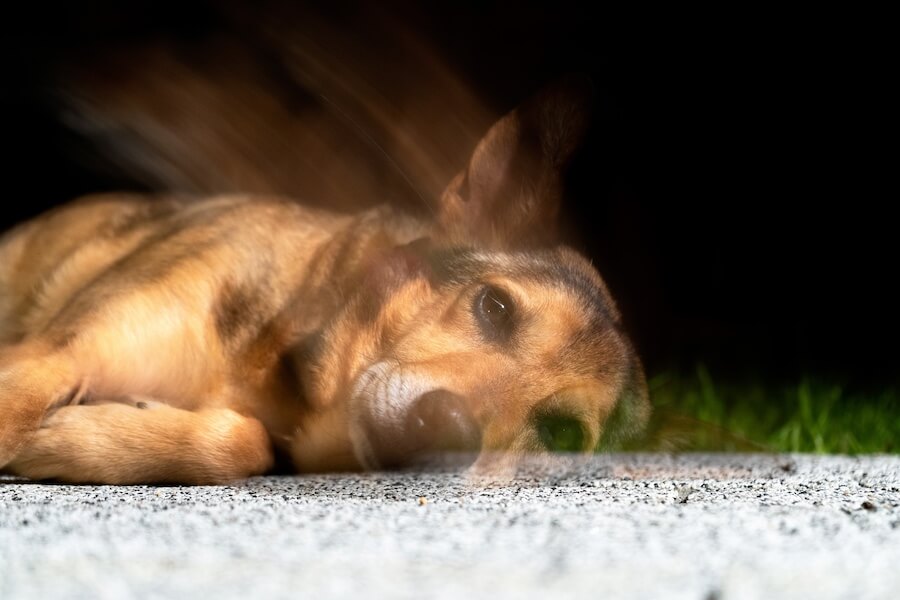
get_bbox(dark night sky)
[1,2,894,385]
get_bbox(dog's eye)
[536,415,585,452]
[475,285,515,338]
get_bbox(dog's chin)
[347,425,380,471]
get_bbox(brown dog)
[0,84,649,484]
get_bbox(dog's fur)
[0,82,649,484]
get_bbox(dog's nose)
[403,389,481,466]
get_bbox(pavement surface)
[1,453,898,600]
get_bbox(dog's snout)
[407,389,481,453]
[365,388,482,469]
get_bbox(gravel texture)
[1,453,898,600]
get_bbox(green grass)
[634,365,900,454]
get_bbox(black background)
[2,2,894,386]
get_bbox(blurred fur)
[55,3,494,214]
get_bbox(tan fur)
[0,83,649,484]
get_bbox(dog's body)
[0,83,649,484]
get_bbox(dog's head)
[294,79,649,473]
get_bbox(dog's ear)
[436,76,592,248]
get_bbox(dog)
[0,82,649,484]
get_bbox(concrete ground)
[1,453,898,600]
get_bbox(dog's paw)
[9,403,140,481]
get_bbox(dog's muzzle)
[370,389,482,469]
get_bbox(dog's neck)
[247,204,430,468]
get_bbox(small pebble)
[676,485,695,504]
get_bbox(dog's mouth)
[349,361,482,470]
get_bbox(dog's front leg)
[0,344,81,468]
[6,402,274,485]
